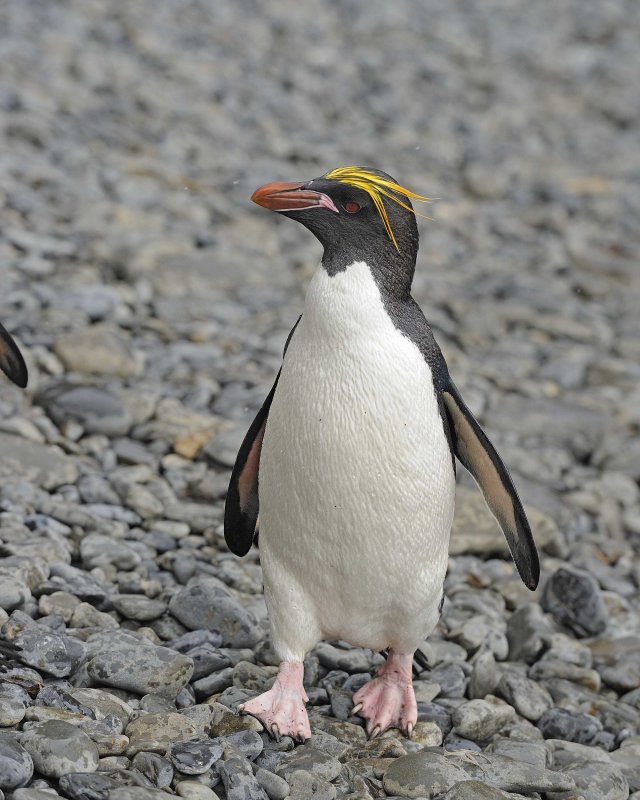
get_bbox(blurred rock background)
[1,1,639,799]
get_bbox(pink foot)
[352,650,417,739]
[239,660,311,743]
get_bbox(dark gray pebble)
[542,567,609,637]
[167,740,223,775]
[538,707,603,744]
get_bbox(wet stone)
[57,772,120,800]
[130,752,173,788]
[218,756,268,800]
[276,744,341,782]
[86,632,193,698]
[11,629,86,678]
[166,740,223,775]
[218,729,263,761]
[20,720,99,778]
[125,712,197,756]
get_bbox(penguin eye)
[343,201,361,214]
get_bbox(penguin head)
[252,167,431,286]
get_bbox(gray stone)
[383,752,469,798]
[54,325,141,378]
[0,735,34,789]
[497,670,553,721]
[542,567,609,638]
[276,745,341,782]
[20,720,99,778]
[546,761,629,800]
[287,771,335,800]
[452,697,515,741]
[167,740,223,775]
[169,578,260,648]
[538,708,603,744]
[254,767,290,800]
[80,534,142,571]
[58,772,120,800]
[175,782,221,800]
[38,384,133,437]
[130,752,173,788]
[86,631,193,698]
[486,738,548,769]
[0,433,78,490]
[125,712,196,756]
[0,695,26,727]
[112,595,167,622]
[109,789,169,800]
[218,756,268,800]
[507,604,555,663]
[218,729,264,761]
[455,752,575,794]
[0,577,31,613]
[610,745,640,792]
[314,642,372,673]
[442,781,513,800]
[11,628,86,678]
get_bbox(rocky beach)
[1,1,639,798]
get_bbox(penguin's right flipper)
[224,374,279,556]
[224,316,301,557]
[442,380,540,590]
[0,322,28,388]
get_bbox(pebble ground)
[1,2,639,799]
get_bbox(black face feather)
[275,167,428,299]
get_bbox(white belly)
[259,262,455,659]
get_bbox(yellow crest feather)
[324,166,432,251]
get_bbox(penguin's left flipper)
[224,316,301,557]
[442,380,540,590]
[0,322,28,388]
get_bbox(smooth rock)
[538,708,603,745]
[452,697,515,741]
[125,712,196,756]
[169,578,260,648]
[86,631,193,698]
[20,720,99,778]
[130,752,173,788]
[542,567,608,638]
[167,740,223,775]
[0,735,34,789]
[58,772,119,800]
[383,752,469,798]
[497,670,553,721]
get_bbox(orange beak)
[251,181,339,213]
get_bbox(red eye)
[343,201,361,214]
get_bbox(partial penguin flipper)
[224,375,279,556]
[442,380,540,590]
[0,322,28,388]
[224,316,302,557]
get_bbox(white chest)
[258,262,456,651]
